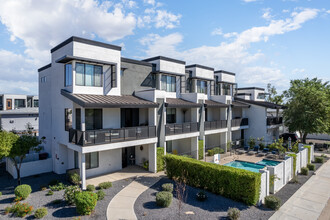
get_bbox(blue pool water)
[257,159,281,166]
[224,160,265,173]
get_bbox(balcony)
[231,118,248,127]
[165,122,199,136]
[267,117,283,126]
[69,126,156,146]
[204,120,227,131]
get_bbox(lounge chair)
[258,148,269,157]
[248,146,259,155]
[237,146,249,154]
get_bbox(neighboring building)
[0,94,38,111]
[234,87,285,143]
[0,108,39,134]
[38,36,278,189]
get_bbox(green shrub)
[75,191,98,215]
[307,163,315,171]
[207,149,214,156]
[304,145,311,163]
[7,202,33,217]
[157,147,165,172]
[46,190,53,196]
[315,156,324,163]
[86,184,95,192]
[198,140,204,160]
[161,183,173,192]
[68,173,80,185]
[34,207,48,219]
[156,191,172,207]
[288,153,297,177]
[64,185,81,205]
[265,195,281,210]
[96,190,105,201]
[164,154,261,205]
[0,192,2,197]
[49,182,65,191]
[143,160,149,170]
[14,184,32,200]
[98,182,112,189]
[301,167,308,175]
[196,190,207,202]
[228,207,240,220]
[213,147,225,154]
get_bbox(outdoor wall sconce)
[140,146,143,151]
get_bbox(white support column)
[148,143,157,173]
[81,108,85,131]
[191,136,198,159]
[80,152,86,190]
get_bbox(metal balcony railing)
[69,126,156,146]
[267,117,283,126]
[231,118,248,127]
[204,120,227,130]
[165,122,198,136]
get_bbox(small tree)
[266,83,284,119]
[174,170,188,219]
[283,78,330,143]
[8,135,42,185]
[0,131,18,160]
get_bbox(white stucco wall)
[245,105,267,140]
[135,144,149,166]
[0,115,38,132]
[159,60,185,75]
[220,73,235,83]
[6,158,53,179]
[103,108,121,128]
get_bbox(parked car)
[279,133,298,143]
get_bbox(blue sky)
[0,0,329,95]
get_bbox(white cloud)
[327,10,330,14]
[211,28,223,36]
[140,8,319,90]
[262,8,273,20]
[292,68,305,74]
[223,32,238,38]
[139,8,181,29]
[144,0,155,6]
[0,0,137,63]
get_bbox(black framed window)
[85,109,102,130]
[161,75,176,92]
[65,64,72,86]
[86,152,99,169]
[33,100,39,107]
[166,108,176,124]
[75,62,103,87]
[14,99,25,108]
[111,65,117,88]
[222,83,231,95]
[65,108,72,131]
[197,80,207,94]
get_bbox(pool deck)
[205,152,282,165]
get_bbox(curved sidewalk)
[106,172,164,220]
[270,158,330,220]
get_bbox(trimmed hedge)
[265,195,281,210]
[14,184,32,200]
[162,183,173,193]
[315,156,324,163]
[288,154,297,177]
[301,167,308,175]
[307,163,315,171]
[157,147,165,172]
[156,191,172,207]
[207,147,225,156]
[164,154,261,205]
[198,140,204,160]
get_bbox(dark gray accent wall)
[121,61,154,95]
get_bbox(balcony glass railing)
[267,117,283,126]
[165,122,198,136]
[231,118,248,127]
[204,120,227,130]
[69,126,156,146]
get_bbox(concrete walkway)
[270,158,330,220]
[106,172,164,220]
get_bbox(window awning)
[165,98,202,108]
[61,89,158,108]
[204,100,229,108]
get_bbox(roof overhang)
[234,97,286,109]
[56,55,116,66]
[204,100,229,108]
[61,90,159,108]
[165,98,202,108]
[232,101,250,108]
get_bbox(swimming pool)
[224,160,265,173]
[257,159,281,166]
